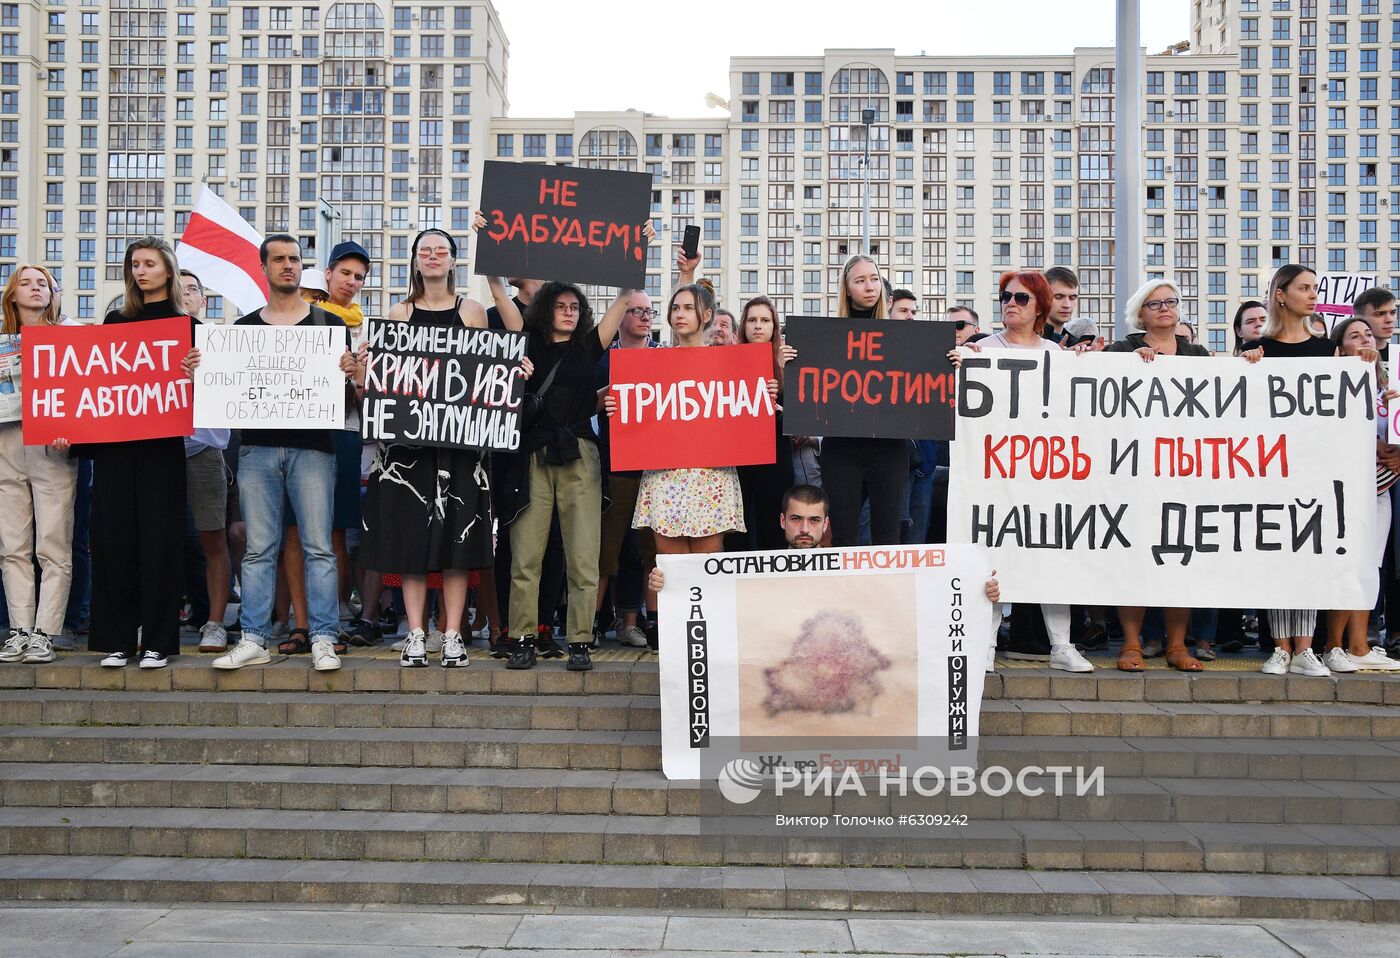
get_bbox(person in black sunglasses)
[945,305,980,346]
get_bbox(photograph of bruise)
[762,610,892,716]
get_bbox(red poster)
[609,343,776,471]
[22,316,194,445]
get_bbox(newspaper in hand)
[0,334,20,425]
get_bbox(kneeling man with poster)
[653,484,999,820]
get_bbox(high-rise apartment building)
[1193,0,1399,295]
[0,1,507,320]
[0,1,1393,351]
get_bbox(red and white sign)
[609,343,776,471]
[21,317,194,445]
[175,186,269,315]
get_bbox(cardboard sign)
[949,352,1378,609]
[0,335,19,425]
[1317,273,1379,317]
[361,320,528,451]
[609,343,776,471]
[657,544,993,781]
[474,160,651,289]
[193,324,346,430]
[782,317,956,440]
[21,317,193,445]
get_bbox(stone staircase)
[1,656,1399,919]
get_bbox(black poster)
[361,320,528,451]
[474,160,652,289]
[782,317,957,441]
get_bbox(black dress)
[358,300,494,574]
[87,302,192,658]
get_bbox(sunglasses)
[952,320,973,330]
[999,290,1033,306]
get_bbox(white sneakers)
[618,626,649,648]
[310,639,341,672]
[440,630,469,668]
[400,628,428,668]
[1260,648,1290,674]
[213,639,271,670]
[198,622,229,653]
[1325,646,1400,672]
[0,629,28,663]
[1288,649,1331,677]
[1049,644,1095,673]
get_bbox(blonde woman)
[0,266,78,665]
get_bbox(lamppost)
[317,198,342,267]
[860,107,876,255]
[1114,0,1143,340]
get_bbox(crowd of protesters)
[2,230,1398,680]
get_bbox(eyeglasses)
[999,290,1032,307]
[554,302,581,315]
[417,248,451,260]
[626,307,659,319]
[1143,297,1181,312]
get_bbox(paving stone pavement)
[0,903,1395,957]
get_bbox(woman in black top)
[1106,280,1210,673]
[818,254,907,546]
[360,229,524,669]
[1243,265,1350,677]
[504,279,635,672]
[735,295,795,550]
[86,238,198,668]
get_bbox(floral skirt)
[632,467,745,539]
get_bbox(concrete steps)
[3,762,1397,825]
[1,805,1398,874]
[0,657,1398,917]
[2,854,1399,919]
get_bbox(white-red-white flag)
[175,186,269,315]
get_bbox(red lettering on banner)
[846,330,885,361]
[538,178,579,207]
[984,434,1091,480]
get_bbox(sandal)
[1165,648,1204,672]
[277,628,311,656]
[1117,646,1145,672]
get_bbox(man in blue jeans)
[210,234,364,672]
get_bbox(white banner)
[193,324,344,429]
[949,352,1378,609]
[657,545,994,781]
[1316,272,1378,319]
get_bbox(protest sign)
[474,160,651,289]
[21,317,193,445]
[361,320,527,451]
[1316,273,1378,319]
[609,343,775,471]
[1389,360,1399,446]
[781,318,956,440]
[193,324,344,430]
[949,352,1378,609]
[0,335,19,425]
[657,544,993,781]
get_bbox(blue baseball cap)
[327,240,371,270]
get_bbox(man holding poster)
[206,235,364,675]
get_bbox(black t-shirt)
[1257,335,1336,359]
[486,295,526,333]
[523,332,606,453]
[235,305,348,453]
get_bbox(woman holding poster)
[1105,280,1211,673]
[818,255,908,547]
[0,265,77,666]
[505,277,638,674]
[360,229,517,669]
[630,282,751,562]
[735,295,794,551]
[1244,265,1369,676]
[952,271,1095,674]
[87,238,197,669]
[1321,318,1400,673]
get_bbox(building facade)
[1,1,1395,352]
[1,0,507,320]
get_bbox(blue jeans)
[237,445,338,646]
